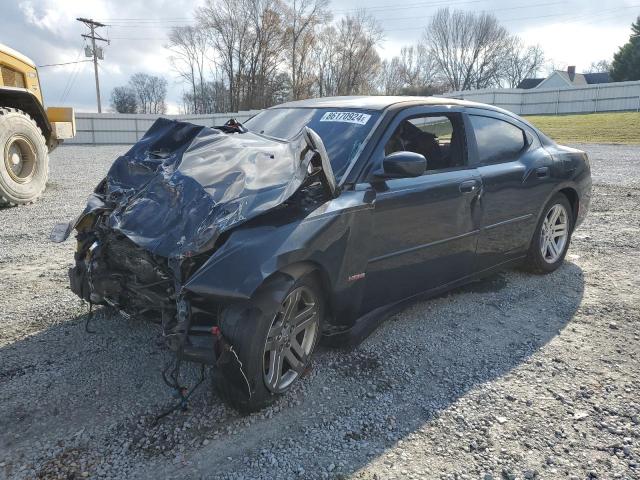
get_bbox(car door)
[360,107,483,312]
[467,110,557,272]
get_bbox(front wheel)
[523,193,573,274]
[215,273,323,412]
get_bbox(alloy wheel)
[540,203,569,263]
[263,286,319,393]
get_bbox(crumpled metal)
[97,118,314,259]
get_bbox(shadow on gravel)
[170,262,586,479]
[319,262,586,479]
[0,262,585,479]
[0,307,189,474]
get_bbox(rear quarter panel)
[542,143,592,228]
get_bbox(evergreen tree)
[610,16,640,81]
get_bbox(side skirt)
[322,256,526,348]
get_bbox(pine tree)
[610,16,640,81]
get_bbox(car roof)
[271,95,506,113]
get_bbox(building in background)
[518,66,611,89]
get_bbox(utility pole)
[77,18,108,113]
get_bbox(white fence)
[444,80,640,116]
[66,110,261,145]
[66,80,640,145]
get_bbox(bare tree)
[313,25,338,97]
[198,0,252,111]
[197,0,288,110]
[585,59,612,73]
[378,45,442,96]
[243,0,287,108]
[502,39,545,88]
[170,2,548,110]
[399,45,438,91]
[284,0,329,100]
[129,73,168,114]
[425,8,512,91]
[110,86,137,113]
[321,11,383,96]
[379,57,404,95]
[182,80,227,113]
[168,26,209,113]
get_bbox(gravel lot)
[0,144,639,480]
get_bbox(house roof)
[583,72,612,84]
[519,69,613,90]
[517,78,544,89]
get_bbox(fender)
[182,188,376,326]
[536,166,591,229]
[0,87,52,143]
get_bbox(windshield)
[244,107,380,181]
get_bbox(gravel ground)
[0,144,638,480]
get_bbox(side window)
[470,115,526,164]
[385,114,465,172]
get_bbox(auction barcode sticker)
[319,111,371,125]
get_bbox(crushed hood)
[66,118,336,259]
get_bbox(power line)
[382,4,639,32]
[60,53,86,103]
[107,4,638,39]
[381,1,564,23]
[58,47,85,103]
[37,59,93,68]
[99,17,193,21]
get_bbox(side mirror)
[375,151,427,180]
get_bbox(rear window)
[470,115,526,164]
[244,108,380,181]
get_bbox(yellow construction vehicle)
[0,42,75,205]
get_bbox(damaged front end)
[53,118,338,401]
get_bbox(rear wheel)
[0,108,49,206]
[523,193,573,274]
[216,273,323,412]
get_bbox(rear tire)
[215,273,323,413]
[523,193,573,274]
[0,108,49,206]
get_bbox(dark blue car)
[59,96,591,411]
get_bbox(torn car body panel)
[56,117,372,356]
[95,118,327,259]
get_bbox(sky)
[1,0,637,113]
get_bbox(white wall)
[66,110,261,145]
[443,80,640,116]
[66,82,640,145]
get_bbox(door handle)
[459,180,479,193]
[536,166,550,178]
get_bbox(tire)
[215,273,324,412]
[523,193,573,274]
[0,108,49,206]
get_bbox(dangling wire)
[85,301,96,333]
[153,363,206,425]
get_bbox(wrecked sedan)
[54,96,591,412]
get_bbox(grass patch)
[523,111,640,144]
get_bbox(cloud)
[19,0,109,38]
